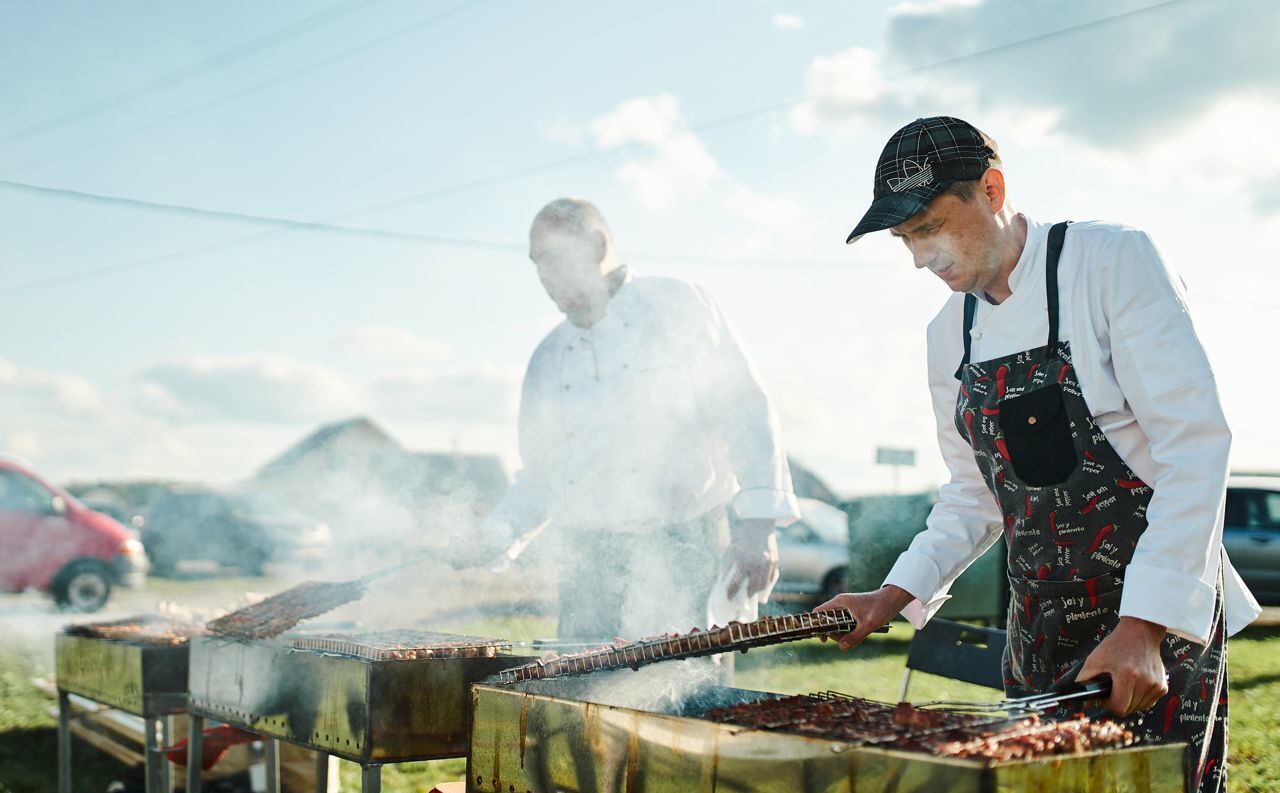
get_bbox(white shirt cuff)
[883,551,951,629]
[1118,562,1218,645]
[731,488,802,525]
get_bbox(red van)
[0,456,148,611]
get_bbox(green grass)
[0,650,128,793]
[5,617,1278,792]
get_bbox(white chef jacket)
[481,268,801,544]
[884,216,1261,644]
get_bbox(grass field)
[3,613,1277,792]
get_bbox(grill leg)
[160,716,174,793]
[57,690,71,793]
[144,717,164,793]
[361,764,381,793]
[186,715,204,793]
[265,738,280,793]
[314,753,330,793]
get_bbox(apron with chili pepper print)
[954,222,1228,793]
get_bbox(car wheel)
[53,560,113,613]
[821,567,849,603]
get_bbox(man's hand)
[815,585,914,651]
[721,518,779,599]
[1077,617,1169,716]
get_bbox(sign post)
[875,447,916,493]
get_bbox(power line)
[331,0,1202,220]
[0,0,1205,293]
[1,0,383,143]
[1,0,494,176]
[0,178,519,247]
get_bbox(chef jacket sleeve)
[882,309,1004,627]
[687,284,801,526]
[474,341,559,556]
[1101,229,1230,645]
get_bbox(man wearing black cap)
[818,117,1260,793]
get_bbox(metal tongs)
[912,674,1113,716]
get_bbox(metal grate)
[288,630,511,660]
[498,609,858,684]
[65,614,206,646]
[701,691,1140,761]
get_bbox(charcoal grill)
[468,678,1185,793]
[55,616,203,793]
[185,629,526,792]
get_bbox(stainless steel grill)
[187,630,523,764]
[468,678,1186,793]
[55,616,203,793]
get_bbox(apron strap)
[1045,221,1071,349]
[955,294,978,380]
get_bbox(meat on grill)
[289,630,509,661]
[499,611,856,684]
[205,579,366,639]
[703,693,1136,762]
[66,615,206,646]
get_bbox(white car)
[1224,476,1280,605]
[773,498,851,605]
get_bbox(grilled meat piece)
[65,614,205,645]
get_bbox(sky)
[1,0,1278,496]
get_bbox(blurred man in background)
[474,197,800,645]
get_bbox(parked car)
[1223,476,1280,605]
[773,498,853,605]
[141,487,330,576]
[0,455,148,612]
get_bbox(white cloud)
[336,326,455,365]
[0,356,104,415]
[886,0,981,17]
[370,366,519,424]
[717,186,819,257]
[789,46,895,134]
[588,94,722,210]
[137,354,361,424]
[771,13,805,30]
[786,0,1280,216]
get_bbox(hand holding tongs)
[912,674,1113,716]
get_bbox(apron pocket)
[999,384,1077,487]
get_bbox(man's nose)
[911,244,934,270]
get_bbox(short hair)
[530,198,615,249]
[939,129,1002,204]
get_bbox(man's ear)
[984,168,1006,214]
[592,229,608,267]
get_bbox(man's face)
[889,191,1002,295]
[529,226,609,317]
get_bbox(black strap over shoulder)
[1045,221,1070,350]
[955,294,978,379]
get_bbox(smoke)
[580,660,722,714]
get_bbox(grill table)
[55,622,196,793]
[468,678,1186,793]
[186,631,525,793]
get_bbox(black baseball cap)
[846,116,996,244]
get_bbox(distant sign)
[875,447,916,466]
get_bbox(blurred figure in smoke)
[469,197,800,649]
